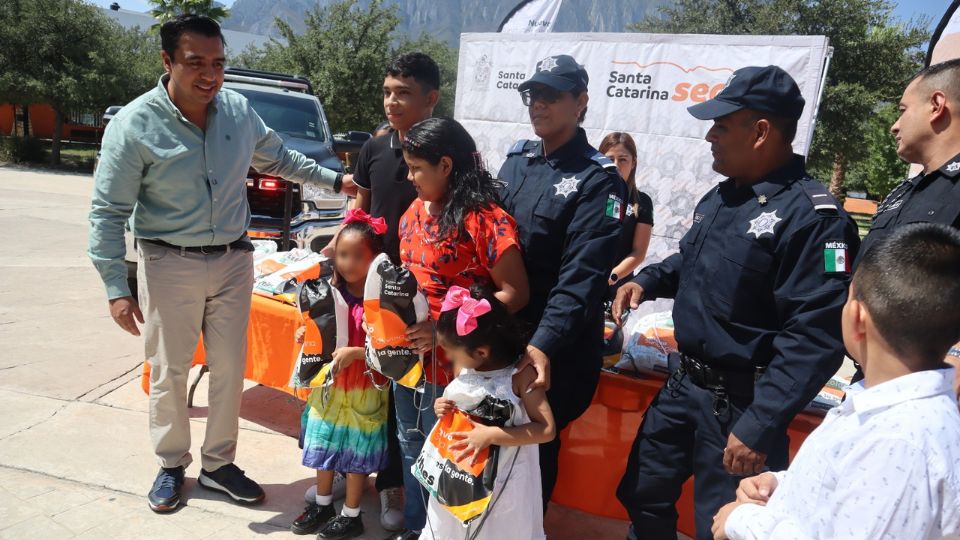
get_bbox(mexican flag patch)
[824,242,850,273]
[605,193,623,220]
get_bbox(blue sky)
[893,0,951,29]
[89,0,950,31]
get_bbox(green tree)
[1,0,121,164]
[112,25,165,99]
[0,0,161,164]
[270,0,401,132]
[844,102,909,198]
[631,0,928,198]
[0,0,34,136]
[148,0,229,27]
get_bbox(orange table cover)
[140,294,310,400]
[552,370,822,536]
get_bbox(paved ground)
[0,165,642,539]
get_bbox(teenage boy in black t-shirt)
[355,53,440,540]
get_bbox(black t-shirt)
[616,188,654,262]
[353,131,418,262]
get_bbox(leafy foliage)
[148,0,230,28]
[631,0,929,197]
[230,0,458,132]
[0,0,163,164]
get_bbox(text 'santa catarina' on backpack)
[413,386,514,525]
[289,278,349,388]
[363,253,429,389]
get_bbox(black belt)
[141,237,254,254]
[678,353,763,397]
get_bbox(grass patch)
[46,144,98,172]
[0,136,98,173]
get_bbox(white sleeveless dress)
[419,366,546,540]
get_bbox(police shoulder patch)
[823,240,851,274]
[605,192,624,221]
[508,139,531,156]
[586,149,618,172]
[799,179,839,215]
[507,139,537,156]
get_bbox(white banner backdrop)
[455,32,830,314]
[929,0,960,66]
[498,0,564,33]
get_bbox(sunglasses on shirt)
[520,86,565,106]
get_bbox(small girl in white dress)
[418,285,555,540]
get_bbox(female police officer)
[497,54,626,508]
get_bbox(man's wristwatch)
[333,172,344,194]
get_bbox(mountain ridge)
[222,0,671,46]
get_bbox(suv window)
[233,88,326,142]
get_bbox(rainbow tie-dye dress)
[300,286,389,473]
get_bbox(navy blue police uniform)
[848,155,960,382]
[498,55,626,508]
[859,152,960,259]
[615,66,861,540]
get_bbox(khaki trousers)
[138,240,253,471]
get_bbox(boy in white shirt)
[712,223,960,540]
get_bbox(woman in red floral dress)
[391,117,529,536]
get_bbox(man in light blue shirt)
[87,14,347,513]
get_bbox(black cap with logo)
[687,65,805,121]
[518,55,589,93]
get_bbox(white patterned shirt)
[726,367,960,540]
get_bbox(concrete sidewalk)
[0,165,636,539]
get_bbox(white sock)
[341,505,360,518]
[316,493,333,506]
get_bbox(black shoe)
[291,502,335,535]
[198,463,265,504]
[382,531,419,540]
[147,466,184,513]
[319,513,364,539]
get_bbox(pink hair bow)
[344,208,387,235]
[440,286,491,336]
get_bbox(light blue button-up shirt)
[88,75,339,299]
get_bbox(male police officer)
[860,58,960,257]
[612,66,860,540]
[498,55,626,507]
[856,59,960,389]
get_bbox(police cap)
[687,65,805,121]
[518,55,589,93]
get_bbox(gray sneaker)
[378,487,404,531]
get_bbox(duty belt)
[141,237,254,255]
[677,353,764,398]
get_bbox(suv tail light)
[259,178,281,191]
[247,170,303,220]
